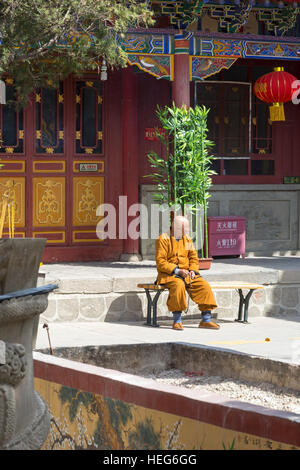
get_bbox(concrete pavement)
[35,315,300,365]
[35,256,300,365]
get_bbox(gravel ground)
[141,369,300,414]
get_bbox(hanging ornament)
[254,67,300,122]
[0,80,6,104]
[100,59,107,81]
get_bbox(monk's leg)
[189,276,217,311]
[164,277,187,312]
[163,278,187,330]
[189,277,220,329]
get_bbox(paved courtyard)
[36,256,300,365]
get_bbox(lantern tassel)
[269,102,285,122]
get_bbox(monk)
[155,215,220,331]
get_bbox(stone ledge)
[40,282,300,322]
[112,275,156,293]
[43,271,290,296]
[52,278,113,294]
[203,271,280,285]
[278,271,300,284]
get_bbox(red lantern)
[254,67,300,122]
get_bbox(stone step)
[40,282,300,323]
[37,260,300,322]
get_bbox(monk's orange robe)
[155,233,217,313]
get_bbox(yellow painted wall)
[35,378,299,451]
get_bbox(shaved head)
[172,215,190,239]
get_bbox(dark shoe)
[198,321,220,330]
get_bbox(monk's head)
[171,215,189,239]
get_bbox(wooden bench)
[137,281,264,327]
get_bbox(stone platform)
[38,257,300,323]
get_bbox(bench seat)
[137,281,264,327]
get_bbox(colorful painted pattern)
[213,39,243,57]
[160,0,203,30]
[190,36,300,60]
[257,6,300,37]
[127,54,173,80]
[207,1,253,34]
[244,40,300,59]
[153,1,299,35]
[35,378,299,451]
[119,32,300,61]
[119,31,300,82]
[118,33,174,55]
[202,3,298,35]
[190,57,237,81]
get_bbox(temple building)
[0,0,300,262]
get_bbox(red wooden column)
[120,66,141,260]
[172,34,190,108]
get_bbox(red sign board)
[144,128,166,141]
[207,216,246,258]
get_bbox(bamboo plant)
[145,103,216,259]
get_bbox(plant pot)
[198,257,213,270]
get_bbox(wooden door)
[0,75,106,258]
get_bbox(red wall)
[2,59,297,263]
[44,60,300,261]
[135,60,300,186]
[137,72,171,185]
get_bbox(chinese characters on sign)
[208,216,246,258]
[217,221,238,230]
[216,238,237,248]
[79,163,98,172]
[144,128,166,141]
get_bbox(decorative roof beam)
[207,1,253,33]
[159,0,204,29]
[258,4,300,36]
[152,1,300,36]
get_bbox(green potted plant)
[145,103,216,269]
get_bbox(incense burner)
[0,239,56,450]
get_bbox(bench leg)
[144,289,162,327]
[237,290,244,322]
[152,291,162,327]
[235,289,254,323]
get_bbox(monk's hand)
[178,269,189,278]
[189,271,196,279]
